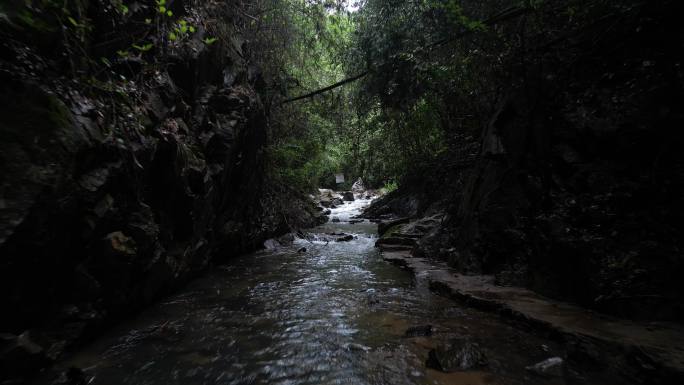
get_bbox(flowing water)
[36,198,601,385]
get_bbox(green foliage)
[267,139,331,190]
[439,0,487,31]
[256,1,361,190]
[169,19,196,42]
[382,180,399,194]
[203,37,218,45]
[259,0,458,189]
[132,43,154,52]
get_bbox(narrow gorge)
[1,1,683,384]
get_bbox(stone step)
[380,251,684,384]
[377,217,411,236]
[378,244,414,252]
[394,232,423,239]
[375,236,416,247]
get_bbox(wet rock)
[375,236,416,247]
[297,247,307,253]
[320,192,344,208]
[332,217,341,223]
[336,235,354,242]
[352,178,365,194]
[343,191,355,201]
[127,204,160,253]
[404,325,433,337]
[277,233,295,246]
[362,193,420,219]
[0,332,49,379]
[296,230,311,240]
[78,167,111,192]
[366,289,379,305]
[525,357,564,377]
[346,342,371,352]
[263,239,280,249]
[349,219,365,224]
[103,231,137,257]
[426,338,487,372]
[377,217,411,236]
[52,367,91,385]
[315,213,329,225]
[71,265,101,301]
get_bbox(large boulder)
[352,178,365,193]
[342,191,355,201]
[336,234,354,242]
[426,338,488,372]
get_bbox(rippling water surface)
[38,198,594,385]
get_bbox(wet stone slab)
[382,250,684,385]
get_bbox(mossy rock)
[381,223,407,239]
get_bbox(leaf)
[167,10,173,17]
[159,6,166,13]
[145,18,152,24]
[120,5,129,15]
[169,32,177,41]
[117,50,129,57]
[203,37,218,45]
[157,0,166,5]
[100,57,112,67]
[67,16,79,27]
[132,43,154,52]
[188,26,195,33]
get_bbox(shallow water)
[35,198,609,385]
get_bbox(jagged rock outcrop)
[0,1,318,378]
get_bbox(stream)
[35,197,602,385]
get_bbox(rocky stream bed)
[23,194,645,385]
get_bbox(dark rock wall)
[0,0,318,368]
[447,1,684,321]
[378,1,684,322]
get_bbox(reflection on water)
[36,198,593,385]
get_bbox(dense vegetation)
[268,0,684,321]
[1,0,683,382]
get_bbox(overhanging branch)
[281,70,369,104]
[281,6,532,104]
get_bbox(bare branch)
[281,6,533,104]
[281,70,369,104]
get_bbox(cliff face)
[0,0,317,372]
